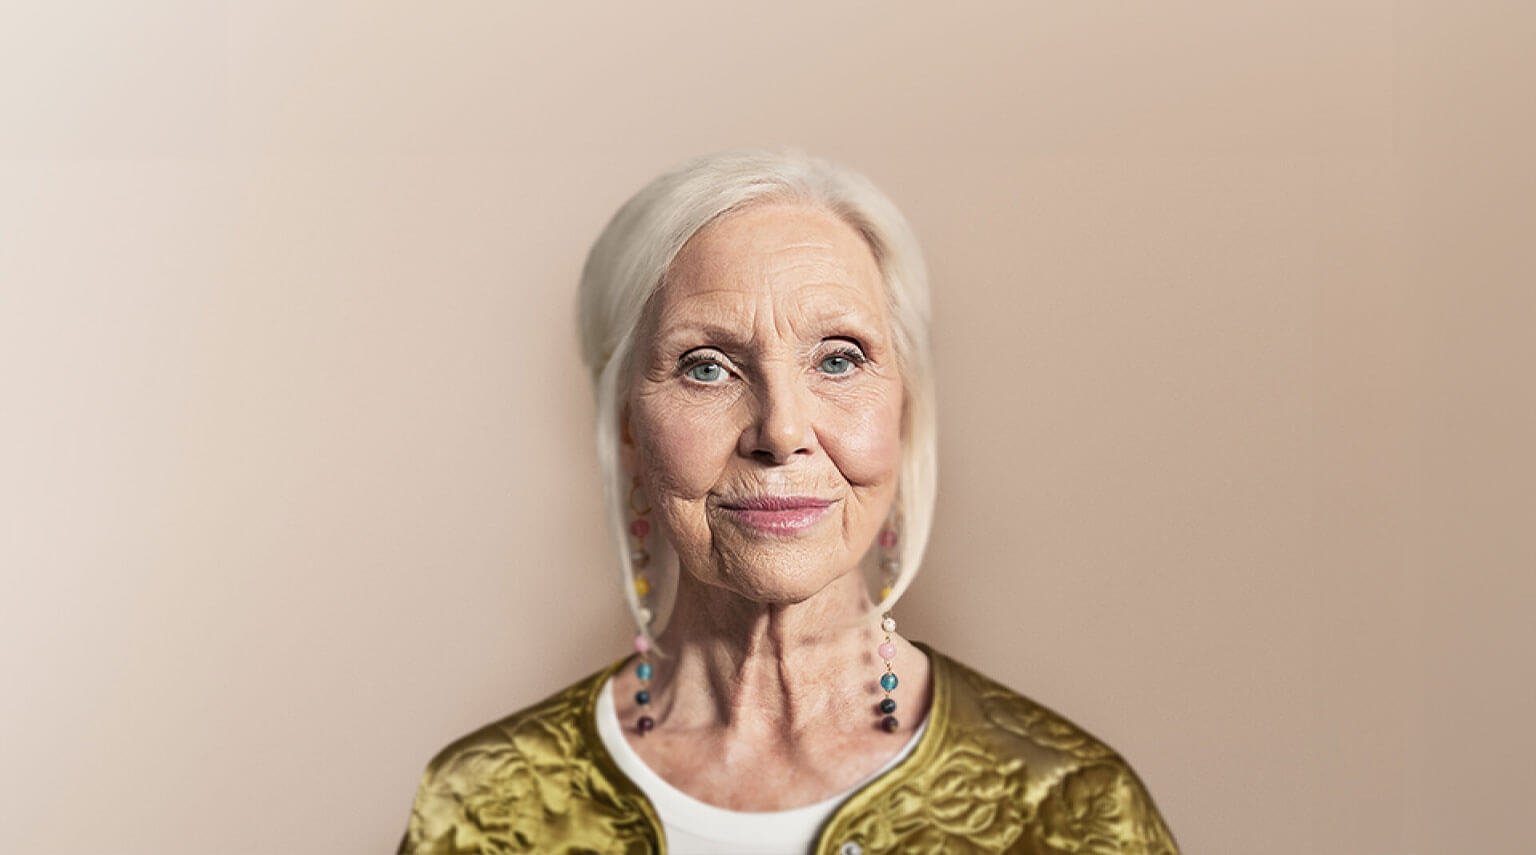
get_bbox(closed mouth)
[717,495,837,535]
[719,495,835,511]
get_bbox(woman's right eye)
[686,361,725,383]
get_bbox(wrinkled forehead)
[647,202,889,333]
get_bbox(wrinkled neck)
[649,569,887,736]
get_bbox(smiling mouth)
[718,496,836,535]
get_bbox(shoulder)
[935,648,1181,854]
[825,646,1181,854]
[396,660,658,855]
[937,648,1125,764]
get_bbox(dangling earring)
[875,512,901,732]
[628,475,656,734]
[878,513,900,603]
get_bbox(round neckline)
[593,670,930,837]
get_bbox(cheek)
[633,397,738,498]
[825,389,905,487]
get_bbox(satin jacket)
[398,643,1180,854]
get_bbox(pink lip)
[719,495,835,535]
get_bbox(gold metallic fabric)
[398,643,1180,854]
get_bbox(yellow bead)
[634,576,651,597]
[880,585,894,600]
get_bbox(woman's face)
[625,202,905,604]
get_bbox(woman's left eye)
[686,361,726,383]
[818,352,861,375]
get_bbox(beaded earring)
[628,476,656,735]
[875,516,901,732]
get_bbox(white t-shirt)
[594,673,928,855]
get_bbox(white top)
[595,673,928,855]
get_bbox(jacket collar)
[571,640,950,854]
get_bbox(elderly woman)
[398,151,1179,854]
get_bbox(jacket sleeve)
[1029,758,1181,855]
[396,740,522,855]
[395,757,467,855]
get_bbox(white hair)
[576,149,937,639]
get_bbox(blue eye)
[820,355,851,374]
[687,362,724,383]
[819,353,857,375]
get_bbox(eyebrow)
[655,323,753,353]
[654,319,887,364]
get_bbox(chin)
[707,551,851,605]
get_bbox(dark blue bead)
[880,672,898,692]
[636,662,653,680]
[635,690,650,705]
[879,698,896,715]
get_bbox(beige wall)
[2,2,1532,852]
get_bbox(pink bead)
[634,634,651,654]
[630,518,651,538]
[877,642,897,661]
[879,528,898,549]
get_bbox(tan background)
[2,2,1532,853]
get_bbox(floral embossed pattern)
[399,672,659,855]
[1031,764,1179,855]
[397,649,1178,855]
[963,668,1117,763]
[819,649,1179,854]
[829,727,1032,851]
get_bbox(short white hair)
[577,149,936,636]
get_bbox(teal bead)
[880,672,898,692]
[636,662,653,680]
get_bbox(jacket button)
[839,843,864,855]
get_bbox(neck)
[648,569,893,738]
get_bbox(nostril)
[750,442,812,465]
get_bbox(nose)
[740,369,814,464]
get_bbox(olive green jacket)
[398,643,1180,854]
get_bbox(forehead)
[655,203,886,323]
